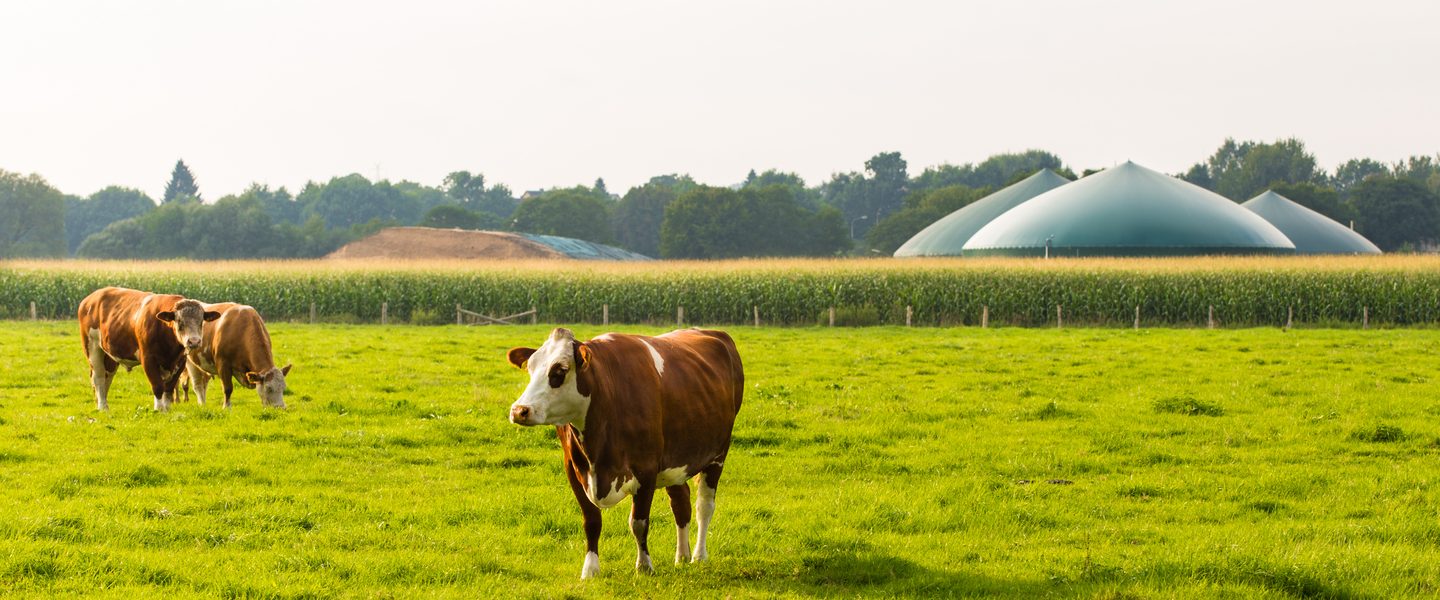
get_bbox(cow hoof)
[580,552,599,579]
[636,553,654,575]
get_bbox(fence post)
[981,305,988,329]
[1056,304,1063,329]
[753,305,760,328]
[1208,305,1214,329]
[829,307,835,327]
[1285,306,1293,331]
[381,302,388,325]
[1362,306,1368,330]
[531,306,537,325]
[310,302,317,324]
[1134,305,1140,329]
[456,304,462,326]
[677,306,684,327]
[30,301,37,321]
[603,304,609,326]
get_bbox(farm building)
[893,169,1071,257]
[1241,191,1381,254]
[962,161,1296,257]
[327,227,652,260]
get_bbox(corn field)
[3,256,1440,327]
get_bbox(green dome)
[894,169,1071,257]
[963,162,1296,257]
[1242,191,1381,254]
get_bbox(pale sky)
[2,1,1437,201]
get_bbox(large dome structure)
[962,161,1296,257]
[1241,191,1381,254]
[894,169,1071,257]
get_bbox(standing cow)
[77,287,219,411]
[506,327,744,579]
[182,302,291,409]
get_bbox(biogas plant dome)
[962,161,1296,257]
[894,169,1070,257]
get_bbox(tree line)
[3,140,1439,260]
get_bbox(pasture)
[2,321,1439,598]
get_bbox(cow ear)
[576,344,593,371]
[156,311,176,323]
[280,363,292,376]
[203,311,221,322]
[507,347,536,369]
[245,371,263,385]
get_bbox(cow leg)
[86,338,117,411]
[564,463,603,579]
[667,484,692,564]
[630,483,656,575]
[219,368,235,409]
[186,361,211,406]
[693,464,724,562]
[142,358,170,411]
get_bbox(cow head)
[245,364,292,408]
[506,328,592,428]
[156,299,220,350]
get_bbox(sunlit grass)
[2,322,1438,597]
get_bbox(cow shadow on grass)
[705,548,1053,598]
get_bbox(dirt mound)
[327,227,567,260]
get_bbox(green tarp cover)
[1242,191,1381,254]
[963,162,1296,257]
[894,169,1071,257]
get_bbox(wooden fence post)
[1285,306,1293,331]
[905,305,913,327]
[753,305,760,328]
[603,304,609,326]
[677,306,684,327]
[1056,304,1063,329]
[30,301,37,321]
[1208,305,1215,329]
[981,305,988,329]
[1362,306,1368,330]
[310,302,317,324]
[381,302,388,325]
[531,306,537,325]
[456,304,462,326]
[1134,305,1140,329]
[829,307,835,327]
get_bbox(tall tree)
[910,150,1067,192]
[865,184,989,254]
[64,186,155,254]
[1184,138,1323,200]
[613,183,679,257]
[1349,177,1440,251]
[298,174,422,229]
[823,151,909,238]
[0,169,66,257]
[660,185,848,259]
[1332,158,1390,194]
[512,189,614,243]
[163,159,201,203]
[442,170,517,218]
[593,177,608,197]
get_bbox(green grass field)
[2,322,1438,598]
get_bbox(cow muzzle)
[510,404,536,426]
[185,337,202,349]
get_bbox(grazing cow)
[182,302,291,409]
[506,327,743,579]
[77,287,219,411]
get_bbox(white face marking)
[641,340,664,377]
[581,551,599,580]
[655,466,689,488]
[257,368,288,408]
[510,332,591,429]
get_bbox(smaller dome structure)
[894,169,1071,257]
[1241,191,1381,254]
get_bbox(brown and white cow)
[506,327,743,579]
[182,302,291,409]
[77,287,219,411]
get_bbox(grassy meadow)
[1,321,1439,598]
